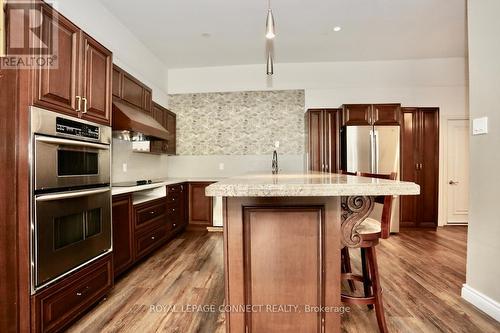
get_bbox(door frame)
[443,116,470,226]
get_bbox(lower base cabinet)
[112,183,189,277]
[188,182,215,229]
[31,254,113,333]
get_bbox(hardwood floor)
[69,227,500,333]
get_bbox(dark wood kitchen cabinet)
[342,104,400,126]
[112,195,134,278]
[305,109,341,173]
[32,3,80,117]
[151,102,177,155]
[31,254,113,333]
[133,198,168,260]
[400,107,439,228]
[114,65,153,115]
[188,182,214,229]
[32,3,112,125]
[166,183,188,233]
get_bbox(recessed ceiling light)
[201,33,211,38]
[333,26,342,32]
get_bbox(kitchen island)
[206,172,419,333]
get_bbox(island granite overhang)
[206,172,419,333]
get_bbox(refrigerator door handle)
[369,130,375,173]
[374,130,379,173]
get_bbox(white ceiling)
[99,0,466,69]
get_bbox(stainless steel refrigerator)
[343,125,401,232]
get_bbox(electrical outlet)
[472,117,488,135]
[122,163,128,172]
[219,163,225,171]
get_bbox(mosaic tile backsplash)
[168,90,305,155]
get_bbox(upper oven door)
[34,187,112,289]
[34,135,110,191]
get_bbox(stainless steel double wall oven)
[30,107,112,293]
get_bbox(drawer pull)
[172,208,175,212]
[151,236,155,240]
[76,292,82,296]
[150,211,156,215]
[173,223,177,228]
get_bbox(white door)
[447,119,469,224]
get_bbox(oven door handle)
[36,188,111,202]
[35,136,110,150]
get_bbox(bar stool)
[341,171,397,333]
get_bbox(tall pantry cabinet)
[305,109,342,173]
[400,108,439,228]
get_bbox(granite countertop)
[112,177,223,196]
[205,172,420,197]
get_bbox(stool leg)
[366,246,388,333]
[361,248,374,310]
[341,247,356,292]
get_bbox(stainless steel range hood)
[112,100,169,141]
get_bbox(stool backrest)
[357,172,397,239]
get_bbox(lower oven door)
[34,187,112,290]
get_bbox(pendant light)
[266,0,275,39]
[266,52,274,75]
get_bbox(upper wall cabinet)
[151,102,177,155]
[342,104,401,126]
[32,3,112,126]
[113,65,153,115]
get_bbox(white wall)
[55,0,169,106]
[54,0,171,183]
[168,58,469,226]
[462,0,500,322]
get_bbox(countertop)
[205,172,420,197]
[112,177,223,196]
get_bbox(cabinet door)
[33,4,80,117]
[165,111,177,155]
[112,195,133,277]
[417,109,439,227]
[121,73,144,109]
[307,110,324,172]
[323,109,341,173]
[400,109,419,227]
[150,104,165,154]
[372,104,401,125]
[343,104,372,126]
[143,89,152,115]
[81,34,112,125]
[112,66,122,98]
[188,182,214,228]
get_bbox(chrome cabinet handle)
[449,180,459,185]
[82,97,88,114]
[151,236,155,240]
[173,223,177,228]
[76,292,82,296]
[76,96,82,112]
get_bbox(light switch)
[472,117,488,135]
[219,163,225,170]
[122,163,128,172]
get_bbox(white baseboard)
[462,284,500,322]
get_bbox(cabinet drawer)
[135,225,167,259]
[167,183,185,194]
[135,200,166,228]
[166,205,181,220]
[166,192,181,205]
[32,255,113,333]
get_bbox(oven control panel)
[56,117,100,140]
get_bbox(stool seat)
[357,218,382,234]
